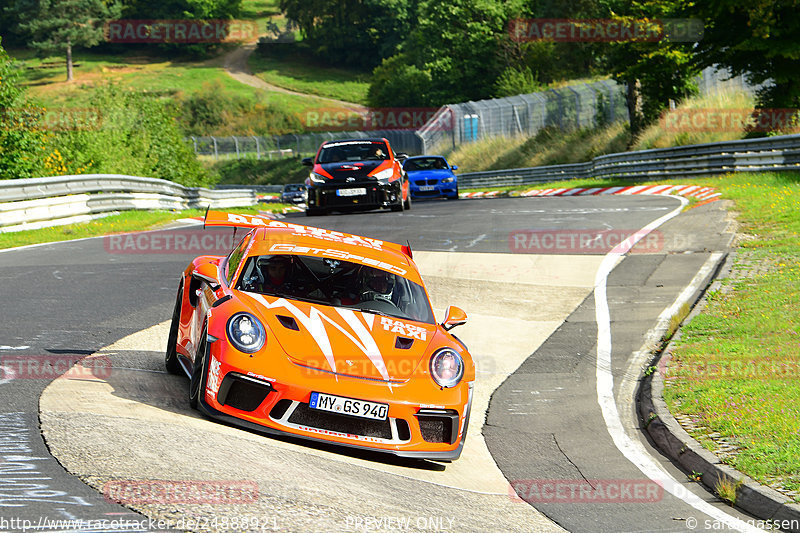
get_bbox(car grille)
[320,187,382,207]
[287,402,395,439]
[414,179,439,186]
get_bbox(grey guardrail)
[0,174,258,232]
[457,133,800,188]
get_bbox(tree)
[13,0,121,82]
[0,38,46,179]
[280,0,414,69]
[690,0,800,110]
[602,1,699,139]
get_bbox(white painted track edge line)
[594,196,762,532]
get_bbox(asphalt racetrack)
[0,195,766,532]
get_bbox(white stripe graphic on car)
[254,296,389,382]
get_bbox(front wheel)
[188,328,209,410]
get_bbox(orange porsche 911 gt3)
[165,211,474,461]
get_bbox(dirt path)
[220,43,367,112]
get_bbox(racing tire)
[164,283,183,375]
[403,188,412,210]
[448,187,459,200]
[305,208,327,216]
[188,327,209,410]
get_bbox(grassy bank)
[448,86,757,174]
[662,171,800,502]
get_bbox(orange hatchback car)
[165,211,474,461]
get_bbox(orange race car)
[165,211,474,460]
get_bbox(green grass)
[10,49,352,133]
[0,204,291,250]
[447,122,630,173]
[248,50,370,105]
[661,171,800,501]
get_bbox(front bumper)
[307,180,401,211]
[199,344,472,460]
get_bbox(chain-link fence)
[193,68,763,160]
[191,129,424,160]
[417,80,629,154]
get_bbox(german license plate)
[309,392,388,420]
[419,185,435,191]
[336,188,366,197]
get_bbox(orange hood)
[240,292,436,382]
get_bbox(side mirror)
[451,165,458,170]
[302,157,314,166]
[192,262,220,290]
[395,152,408,161]
[441,305,467,331]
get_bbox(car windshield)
[403,157,448,171]
[318,141,389,163]
[283,184,304,192]
[236,254,435,324]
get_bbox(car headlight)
[309,172,326,184]
[371,168,395,183]
[227,313,266,353]
[429,348,464,388]
[442,177,455,183]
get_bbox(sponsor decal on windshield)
[268,244,406,275]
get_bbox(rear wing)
[203,210,413,259]
[204,209,278,230]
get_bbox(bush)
[49,84,211,186]
[212,157,308,186]
[367,54,433,107]
[0,40,47,179]
[177,80,304,136]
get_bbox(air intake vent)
[217,373,272,412]
[277,315,300,331]
[395,337,414,350]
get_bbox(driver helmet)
[363,268,395,300]
[259,255,291,285]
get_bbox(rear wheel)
[164,283,183,375]
[306,208,327,216]
[188,327,209,410]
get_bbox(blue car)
[403,156,459,200]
